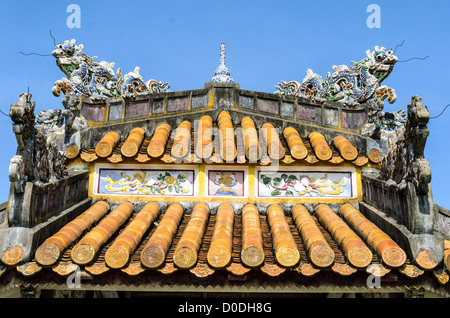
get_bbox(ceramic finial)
[211,43,235,83]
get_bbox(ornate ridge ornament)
[399,263,424,278]
[366,263,391,277]
[226,263,251,276]
[297,263,321,276]
[380,110,407,131]
[51,39,170,111]
[35,109,65,128]
[331,263,357,276]
[16,261,42,276]
[122,262,146,276]
[9,94,67,190]
[157,262,178,275]
[260,263,286,276]
[380,95,431,194]
[85,262,110,276]
[52,261,79,276]
[433,267,450,285]
[189,263,215,278]
[276,46,397,108]
[210,43,235,84]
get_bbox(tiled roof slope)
[69,110,380,167]
[2,201,448,289]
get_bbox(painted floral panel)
[207,170,245,197]
[98,169,195,196]
[257,171,353,198]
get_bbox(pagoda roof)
[0,41,448,298]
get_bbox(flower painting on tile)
[258,171,353,198]
[208,171,245,196]
[98,169,195,196]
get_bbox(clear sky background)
[0,0,449,208]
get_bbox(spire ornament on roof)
[210,43,235,84]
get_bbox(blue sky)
[0,0,449,208]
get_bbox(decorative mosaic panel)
[257,170,354,198]
[207,170,245,197]
[297,104,322,124]
[124,100,150,119]
[96,168,195,196]
[151,99,165,114]
[256,98,279,115]
[281,102,294,118]
[167,96,189,112]
[239,95,254,110]
[341,110,367,130]
[191,94,208,109]
[324,108,339,127]
[108,102,123,121]
[81,102,106,122]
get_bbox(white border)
[93,163,199,197]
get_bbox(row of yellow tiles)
[32,201,406,271]
[88,111,362,163]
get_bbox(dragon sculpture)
[275,46,397,108]
[51,39,170,111]
[380,96,431,194]
[9,94,67,189]
[380,109,407,131]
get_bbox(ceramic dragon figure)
[380,96,431,195]
[9,94,67,189]
[275,46,397,108]
[52,39,170,111]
